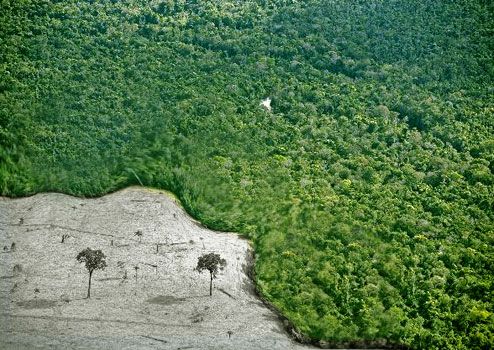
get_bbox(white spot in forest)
[260,97,271,111]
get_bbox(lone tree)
[195,253,226,296]
[76,248,107,298]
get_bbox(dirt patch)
[17,299,58,309]
[146,295,186,306]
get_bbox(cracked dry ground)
[0,187,317,350]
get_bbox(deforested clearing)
[0,187,313,350]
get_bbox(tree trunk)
[209,272,213,296]
[87,270,93,299]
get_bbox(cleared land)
[0,187,315,350]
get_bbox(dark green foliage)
[2,0,493,348]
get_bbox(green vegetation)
[1,1,493,348]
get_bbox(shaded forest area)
[1,1,493,348]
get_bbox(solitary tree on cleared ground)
[76,248,107,298]
[195,253,226,296]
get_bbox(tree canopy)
[196,252,227,296]
[76,247,107,298]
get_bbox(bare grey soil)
[0,187,317,349]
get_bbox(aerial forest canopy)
[1,0,493,348]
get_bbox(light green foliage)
[1,0,493,348]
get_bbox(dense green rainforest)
[1,0,493,348]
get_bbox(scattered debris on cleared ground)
[0,187,316,349]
